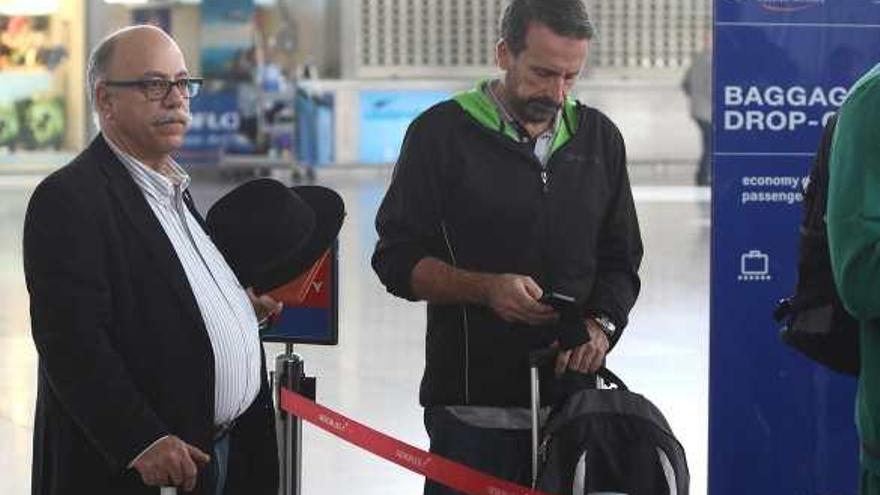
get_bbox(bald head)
[88,25,193,169]
[87,25,183,110]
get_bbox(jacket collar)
[452,79,580,156]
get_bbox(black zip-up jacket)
[372,96,643,408]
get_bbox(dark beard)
[510,95,560,123]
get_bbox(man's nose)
[163,83,186,107]
[551,77,567,103]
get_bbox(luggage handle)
[527,349,628,390]
[528,347,558,368]
[529,357,543,488]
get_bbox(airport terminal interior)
[0,0,716,493]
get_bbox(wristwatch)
[591,314,617,340]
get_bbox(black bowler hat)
[206,179,345,295]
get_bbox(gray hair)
[501,0,595,56]
[88,25,172,129]
[86,32,121,110]
[87,25,168,109]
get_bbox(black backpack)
[536,370,689,495]
[774,114,860,376]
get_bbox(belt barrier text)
[279,387,554,495]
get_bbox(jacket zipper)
[466,105,587,292]
[463,104,585,195]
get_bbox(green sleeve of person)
[828,67,880,320]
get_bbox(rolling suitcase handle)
[528,349,557,487]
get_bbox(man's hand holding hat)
[206,179,346,299]
[247,288,284,326]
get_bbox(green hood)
[452,79,580,157]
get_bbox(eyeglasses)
[103,77,204,101]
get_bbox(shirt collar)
[105,135,190,205]
[484,79,561,143]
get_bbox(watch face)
[595,316,616,335]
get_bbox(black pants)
[423,407,532,495]
[695,119,712,185]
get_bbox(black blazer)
[23,135,279,495]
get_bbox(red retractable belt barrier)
[279,388,554,495]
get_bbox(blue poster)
[711,1,880,494]
[295,90,335,167]
[200,0,254,80]
[358,90,450,164]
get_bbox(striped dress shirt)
[107,139,261,428]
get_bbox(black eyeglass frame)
[102,77,204,101]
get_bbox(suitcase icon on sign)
[740,250,770,281]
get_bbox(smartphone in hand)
[539,291,576,312]
[540,291,587,349]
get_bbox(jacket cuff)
[127,434,170,469]
[107,418,169,472]
[380,246,429,302]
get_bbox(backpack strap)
[802,114,837,235]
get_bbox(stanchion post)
[529,366,540,488]
[275,344,304,495]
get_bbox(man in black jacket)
[23,25,279,494]
[372,1,643,492]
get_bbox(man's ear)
[496,39,511,71]
[95,84,113,120]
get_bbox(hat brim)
[251,186,345,295]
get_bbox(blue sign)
[261,245,338,345]
[717,0,880,23]
[711,3,880,494]
[183,89,243,152]
[358,90,450,164]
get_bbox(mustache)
[516,98,561,123]
[153,113,192,126]
[526,98,561,112]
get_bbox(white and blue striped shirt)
[107,138,261,429]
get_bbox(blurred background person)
[683,32,712,186]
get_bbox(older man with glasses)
[23,25,280,495]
